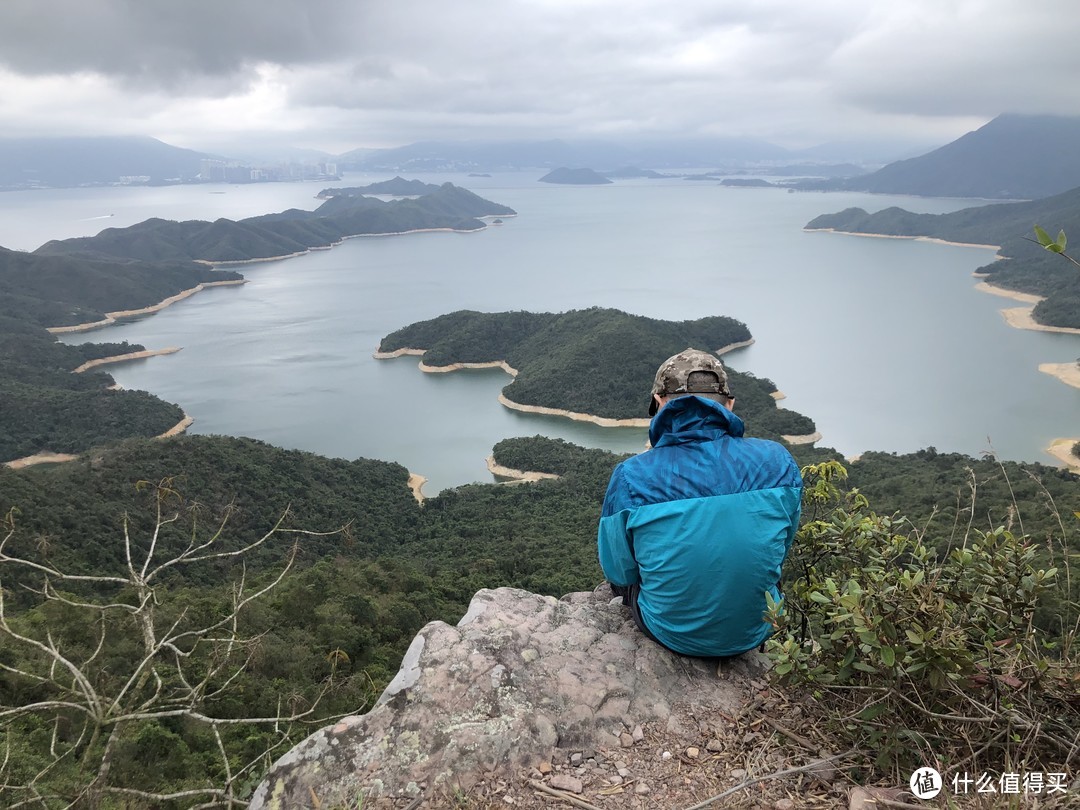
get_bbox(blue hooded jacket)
[597,395,802,657]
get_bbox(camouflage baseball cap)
[648,348,732,416]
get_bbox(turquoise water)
[4,174,1075,492]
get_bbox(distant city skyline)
[1,0,1078,156]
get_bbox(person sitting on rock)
[597,347,802,657]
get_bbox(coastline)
[48,280,247,334]
[1045,438,1080,475]
[1039,362,1080,390]
[485,455,560,483]
[4,411,193,470]
[72,346,181,373]
[198,220,511,268]
[972,280,1042,304]
[48,215,513,333]
[496,393,651,428]
[419,360,520,376]
[407,473,427,504]
[715,338,755,355]
[373,339,755,429]
[158,414,194,439]
[781,431,822,446]
[804,227,1002,253]
[997,305,1080,335]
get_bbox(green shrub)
[767,461,1078,776]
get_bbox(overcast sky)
[2,0,1078,155]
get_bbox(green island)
[39,183,516,265]
[1,187,1078,804]
[806,184,1080,329]
[538,167,612,185]
[316,175,441,197]
[378,307,818,439]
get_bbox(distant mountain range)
[0,136,215,189]
[8,115,1080,200]
[795,114,1080,199]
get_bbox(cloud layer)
[2,0,1078,152]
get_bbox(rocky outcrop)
[250,586,767,809]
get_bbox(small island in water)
[539,167,612,185]
[377,307,818,443]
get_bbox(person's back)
[597,348,802,657]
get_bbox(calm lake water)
[5,174,1077,493]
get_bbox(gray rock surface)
[250,585,763,809]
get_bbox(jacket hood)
[649,395,745,447]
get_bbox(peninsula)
[0,182,519,461]
[377,308,817,442]
[805,183,1080,330]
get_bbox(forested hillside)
[806,185,1080,328]
[37,183,516,264]
[0,247,241,328]
[2,431,1076,804]
[380,308,819,438]
[796,114,1080,199]
[0,184,520,458]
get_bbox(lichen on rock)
[249,585,767,809]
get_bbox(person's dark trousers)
[609,582,668,649]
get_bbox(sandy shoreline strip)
[374,340,755,429]
[72,346,182,373]
[496,393,652,427]
[1045,438,1080,474]
[973,280,1042,304]
[407,473,427,504]
[1039,362,1080,390]
[158,414,194,438]
[999,306,1080,335]
[716,338,755,354]
[48,280,246,334]
[420,360,520,375]
[4,452,80,470]
[804,227,1002,252]
[5,411,194,470]
[485,455,560,483]
[974,277,1080,333]
[781,431,822,446]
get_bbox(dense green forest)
[0,315,185,460]
[1,432,1076,804]
[0,246,241,328]
[1,178,1076,801]
[380,308,818,437]
[805,184,1080,328]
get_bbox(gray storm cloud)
[0,0,1077,148]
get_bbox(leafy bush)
[767,461,1078,777]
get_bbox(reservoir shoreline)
[373,339,820,445]
[4,411,194,470]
